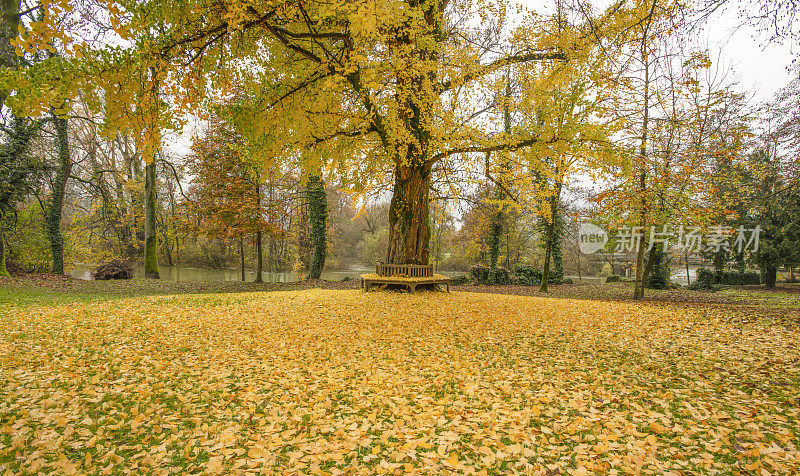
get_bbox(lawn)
[1,288,799,474]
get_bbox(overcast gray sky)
[697,5,795,102]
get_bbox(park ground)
[1,276,799,474]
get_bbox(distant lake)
[69,264,462,282]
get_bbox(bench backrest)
[376,262,433,278]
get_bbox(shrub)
[489,267,511,285]
[512,264,542,286]
[720,270,761,285]
[562,277,573,284]
[605,275,621,283]
[600,263,613,277]
[450,274,470,286]
[737,270,761,285]
[694,268,715,289]
[469,264,490,284]
[647,248,671,289]
[693,268,761,287]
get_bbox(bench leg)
[409,284,416,293]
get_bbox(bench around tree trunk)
[361,263,450,293]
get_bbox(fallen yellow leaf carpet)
[1,289,798,474]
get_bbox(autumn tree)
[183,119,272,282]
[43,0,658,267]
[0,117,45,276]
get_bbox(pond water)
[69,264,462,282]
[68,264,698,284]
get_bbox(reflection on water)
[70,264,700,284]
[69,264,461,282]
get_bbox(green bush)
[600,263,613,277]
[562,277,573,284]
[605,275,621,283]
[694,267,761,287]
[694,268,716,289]
[489,267,511,285]
[469,264,490,284]
[720,270,761,285]
[512,264,542,286]
[450,274,470,286]
[647,248,671,289]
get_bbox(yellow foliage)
[1,289,799,473]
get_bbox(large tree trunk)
[386,164,431,265]
[144,160,160,279]
[46,115,71,275]
[307,174,327,280]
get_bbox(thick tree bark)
[307,174,327,280]
[387,164,431,265]
[144,160,160,279]
[46,115,71,275]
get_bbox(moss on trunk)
[144,160,160,279]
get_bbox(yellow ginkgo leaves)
[1,289,799,473]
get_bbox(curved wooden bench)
[361,263,450,293]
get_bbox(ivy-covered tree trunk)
[0,225,8,278]
[254,230,263,283]
[144,160,160,279]
[540,185,563,292]
[539,218,555,293]
[307,174,327,280]
[713,250,726,283]
[239,236,245,282]
[764,265,777,288]
[387,164,431,265]
[45,115,71,275]
[254,183,263,283]
[488,98,512,270]
[551,235,564,283]
[488,217,502,269]
[735,250,746,275]
[0,0,21,109]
